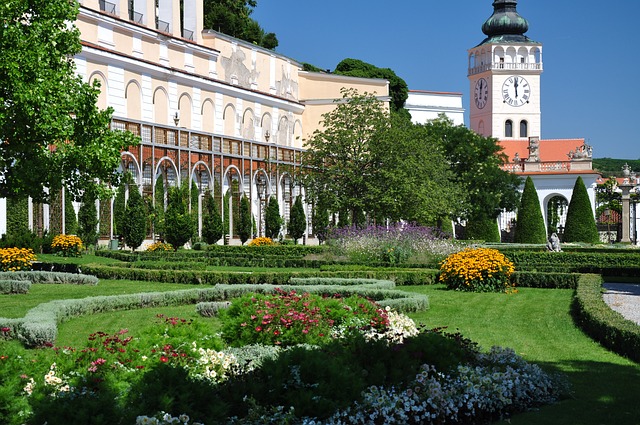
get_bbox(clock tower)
[469,0,543,140]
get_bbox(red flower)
[160,356,169,363]
[255,326,262,332]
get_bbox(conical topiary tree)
[513,177,547,244]
[121,185,147,251]
[563,176,599,243]
[237,196,252,244]
[264,196,283,240]
[78,190,99,247]
[288,196,306,244]
[64,189,78,235]
[202,189,223,244]
[165,184,196,250]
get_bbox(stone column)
[620,184,634,243]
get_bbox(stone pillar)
[620,184,633,243]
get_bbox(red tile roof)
[498,138,586,162]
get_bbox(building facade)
[405,90,465,126]
[0,0,389,244]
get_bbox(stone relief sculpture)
[567,143,593,160]
[221,48,259,89]
[275,66,298,100]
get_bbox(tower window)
[505,120,513,137]
[520,120,528,138]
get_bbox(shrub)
[248,237,275,247]
[220,289,388,347]
[513,176,547,244]
[77,191,99,247]
[146,241,173,252]
[563,176,599,243]
[201,190,223,245]
[0,280,31,294]
[0,247,37,271]
[439,247,515,292]
[464,216,500,242]
[51,234,83,257]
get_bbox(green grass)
[0,280,191,318]
[404,285,640,425]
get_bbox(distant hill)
[592,158,640,177]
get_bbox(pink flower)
[255,326,262,332]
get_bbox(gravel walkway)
[602,283,640,325]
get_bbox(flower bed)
[439,247,515,293]
[0,247,37,272]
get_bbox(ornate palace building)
[0,0,389,243]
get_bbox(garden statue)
[546,233,561,252]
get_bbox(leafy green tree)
[6,198,29,237]
[164,184,196,250]
[77,190,99,246]
[425,116,521,225]
[64,189,78,235]
[203,0,278,49]
[0,0,139,202]
[334,59,408,116]
[237,196,252,244]
[121,185,147,251]
[595,177,622,221]
[264,196,283,240]
[513,177,547,244]
[202,189,223,244]
[288,196,306,244]
[563,177,599,243]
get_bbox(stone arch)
[88,71,108,109]
[253,169,270,237]
[201,98,215,133]
[517,46,529,64]
[120,152,141,185]
[242,108,256,139]
[222,165,243,238]
[155,156,179,188]
[293,119,303,146]
[152,86,170,125]
[505,46,517,63]
[277,116,290,146]
[178,93,192,129]
[261,113,273,142]
[125,80,142,121]
[545,194,569,236]
[191,161,212,193]
[223,103,237,136]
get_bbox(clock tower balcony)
[468,61,543,76]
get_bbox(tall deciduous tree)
[203,0,278,49]
[563,177,599,243]
[288,196,306,244]
[425,116,522,224]
[513,177,547,244]
[264,196,282,240]
[0,0,139,202]
[237,196,252,244]
[121,185,147,251]
[164,184,196,250]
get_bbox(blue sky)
[252,1,640,160]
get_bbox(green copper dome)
[479,0,535,45]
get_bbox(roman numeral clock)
[468,0,542,139]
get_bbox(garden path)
[603,283,640,325]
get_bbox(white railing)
[469,62,543,76]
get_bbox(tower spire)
[480,0,533,45]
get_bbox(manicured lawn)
[404,285,640,425]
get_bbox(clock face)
[474,78,489,109]
[502,76,530,107]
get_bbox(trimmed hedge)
[572,274,640,363]
[80,264,440,286]
[0,271,98,285]
[502,251,640,273]
[0,280,31,294]
[511,272,579,289]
